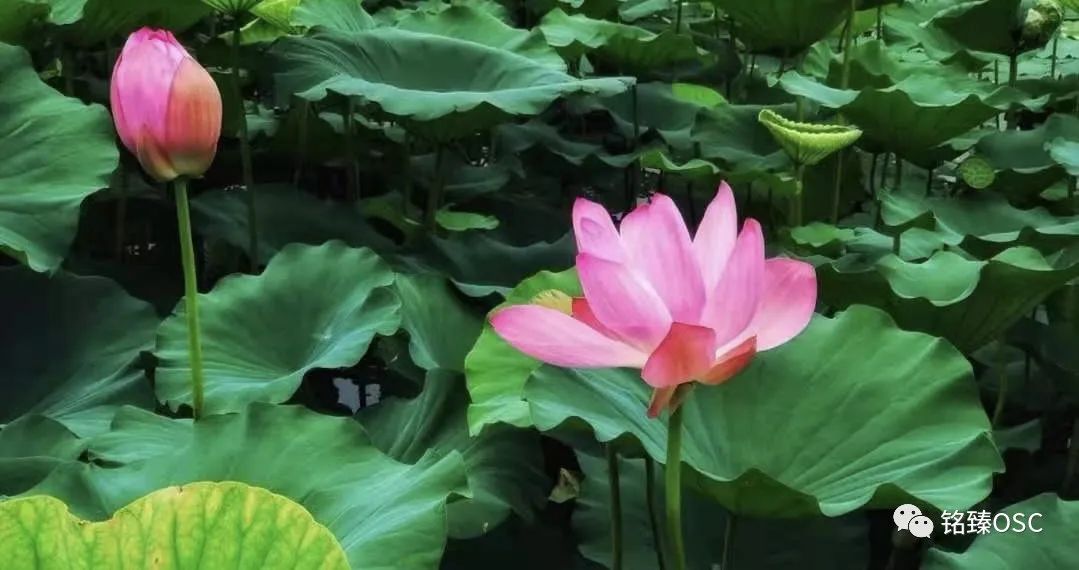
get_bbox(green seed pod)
[757,108,863,166]
[958,155,996,190]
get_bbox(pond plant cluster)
[2,0,1079,568]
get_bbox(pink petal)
[163,58,222,177]
[571,297,620,340]
[577,253,672,350]
[110,29,189,152]
[700,218,765,347]
[693,182,738,292]
[618,194,706,323]
[699,336,757,385]
[753,258,817,350]
[573,198,624,262]
[490,305,647,368]
[641,322,716,388]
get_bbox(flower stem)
[665,404,687,570]
[230,18,257,271]
[722,513,736,570]
[1006,52,1019,129]
[791,163,805,227]
[424,145,446,232]
[1063,419,1079,494]
[292,100,310,187]
[831,0,857,224]
[644,456,667,570]
[606,445,624,570]
[174,178,205,419]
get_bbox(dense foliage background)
[2,0,1079,568]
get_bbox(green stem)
[114,170,127,261]
[402,133,413,220]
[607,445,624,570]
[424,146,446,232]
[892,231,902,256]
[1068,176,1076,214]
[174,178,205,420]
[628,82,641,206]
[992,342,1008,427]
[674,0,683,33]
[792,163,805,227]
[1052,33,1060,78]
[344,98,360,199]
[875,6,883,40]
[869,153,878,195]
[665,403,687,570]
[230,19,257,271]
[879,152,889,190]
[292,100,310,187]
[831,0,857,224]
[644,456,666,570]
[1064,419,1079,494]
[1006,53,1019,130]
[722,513,736,570]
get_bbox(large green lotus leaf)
[465,270,580,431]
[407,232,575,298]
[202,0,263,14]
[968,114,1079,200]
[396,6,565,70]
[691,103,794,190]
[815,246,1079,352]
[26,404,468,570]
[359,371,548,539]
[394,274,483,373]
[192,185,394,265]
[928,0,1058,56]
[537,9,700,70]
[924,494,1078,568]
[925,192,1079,256]
[87,407,193,465]
[291,0,375,31]
[0,3,43,43]
[272,28,631,140]
[0,416,83,497]
[466,270,1000,516]
[779,71,1030,158]
[574,452,869,569]
[155,241,401,415]
[712,0,850,54]
[882,0,992,70]
[0,267,156,426]
[66,0,211,45]
[0,481,350,569]
[495,121,607,166]
[0,43,117,272]
[569,82,722,150]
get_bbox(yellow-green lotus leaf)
[0,481,350,570]
[757,108,862,166]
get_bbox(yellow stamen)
[531,289,573,315]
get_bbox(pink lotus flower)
[491,183,817,417]
[110,28,222,182]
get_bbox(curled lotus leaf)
[757,108,863,166]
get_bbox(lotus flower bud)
[110,28,222,182]
[1020,0,1063,52]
